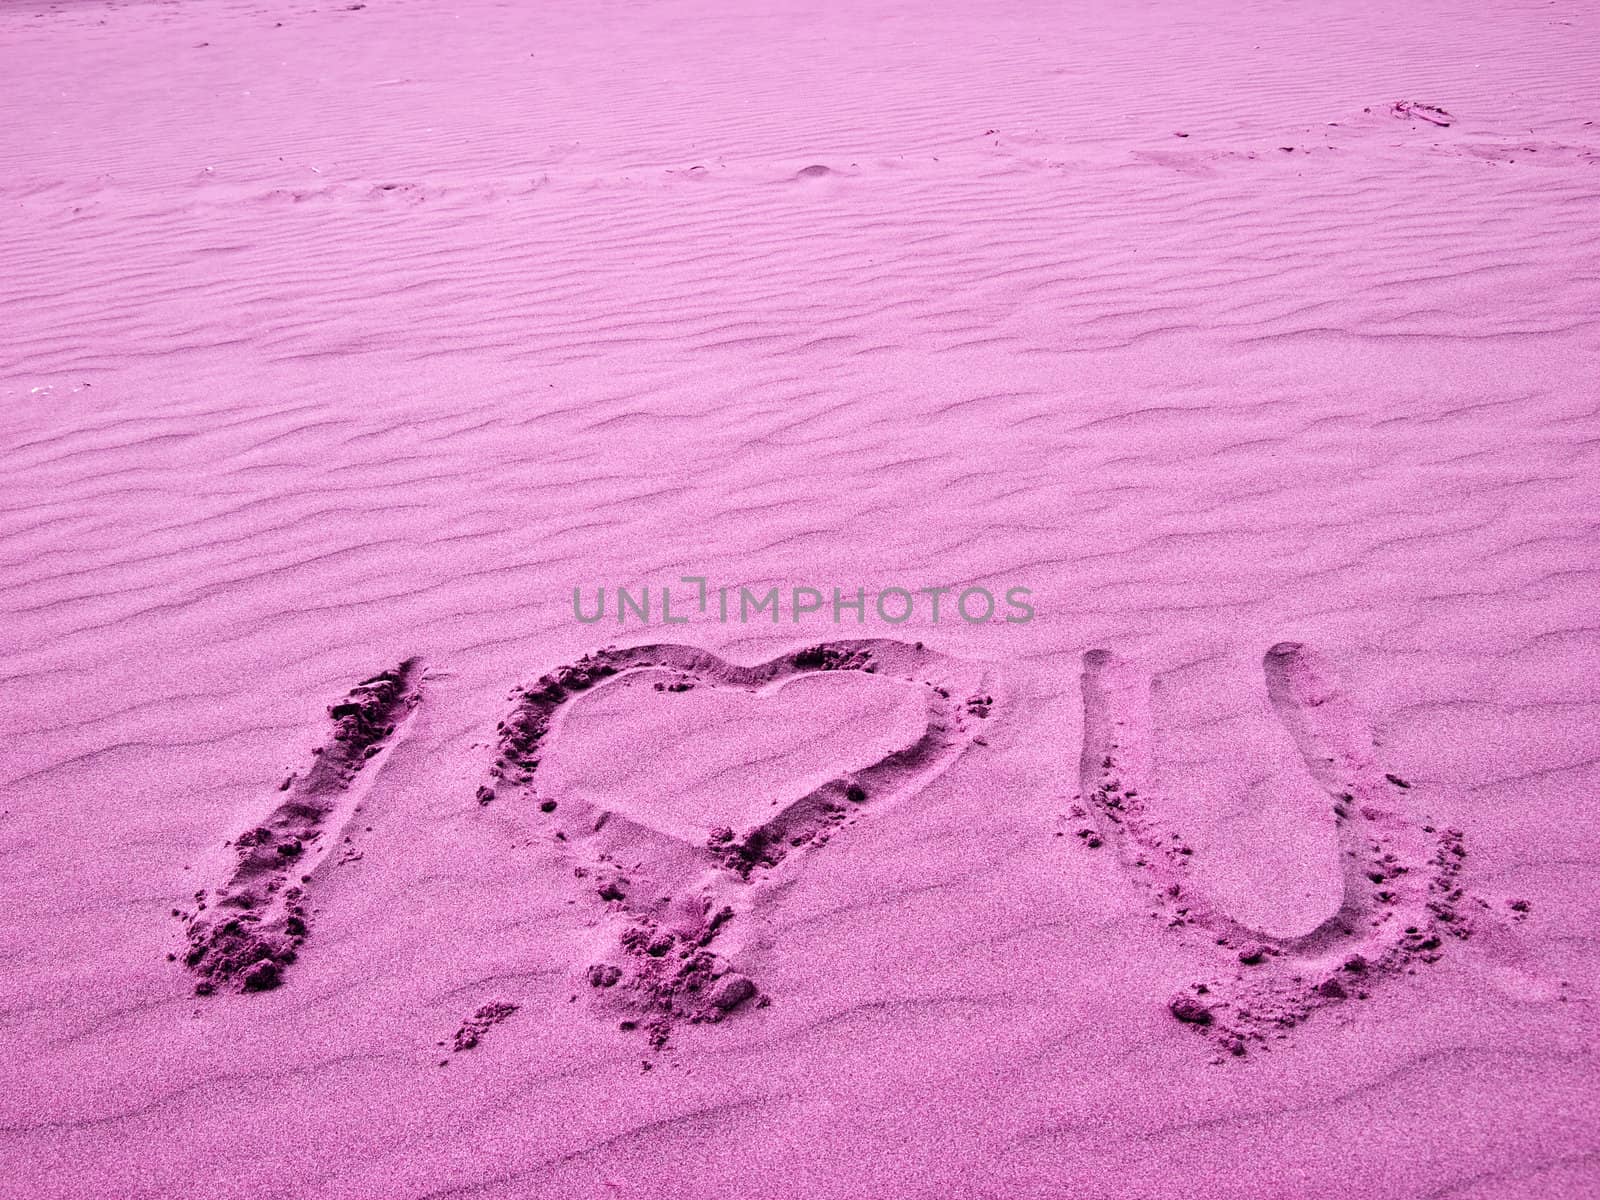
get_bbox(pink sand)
[3,0,1599,1196]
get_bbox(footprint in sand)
[478,639,990,1048]
[1071,643,1479,1057]
[177,660,424,994]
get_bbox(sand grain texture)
[2,0,1598,1197]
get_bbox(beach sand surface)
[2,1,1599,1196]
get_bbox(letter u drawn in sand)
[1073,643,1477,1057]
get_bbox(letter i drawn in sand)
[1069,642,1504,1059]
[177,660,425,994]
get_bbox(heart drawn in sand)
[537,665,938,844]
[476,639,991,1045]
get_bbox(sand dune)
[2,0,1598,1196]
